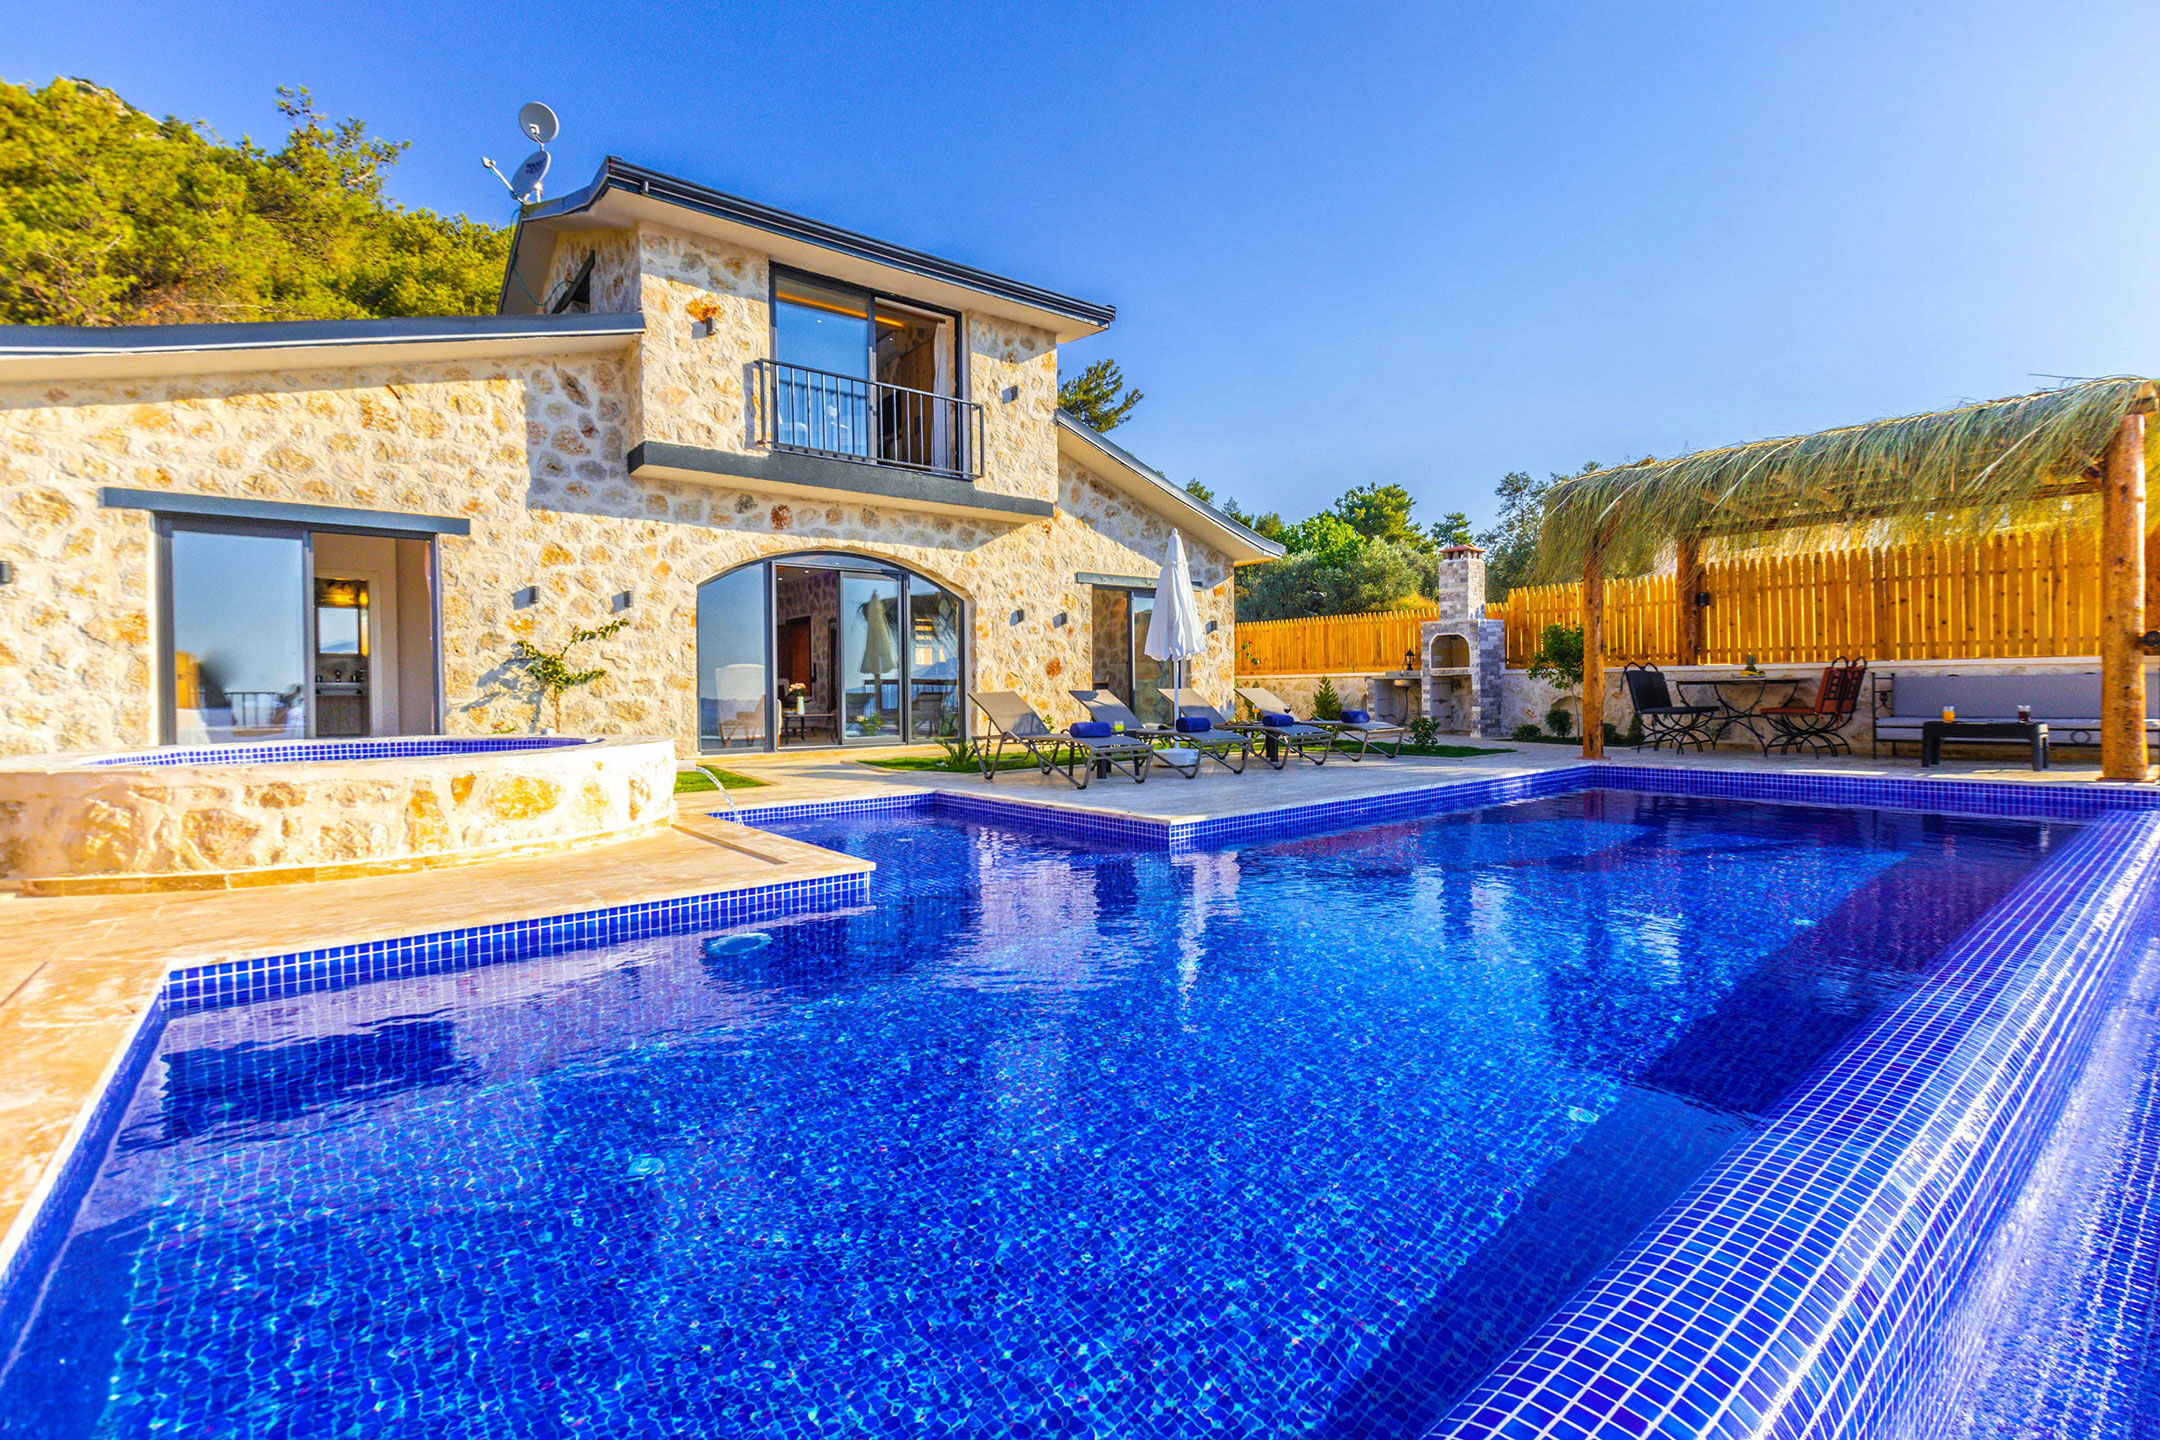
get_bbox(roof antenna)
[483,101,558,205]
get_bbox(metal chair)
[1621,664,1722,752]
[1760,659,1867,756]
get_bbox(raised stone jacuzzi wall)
[0,736,678,894]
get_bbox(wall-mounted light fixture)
[610,589,635,613]
[511,586,539,610]
[1000,385,1020,404]
[1694,592,1714,607]
[1009,609,1026,626]
[1206,619,1219,634]
[0,561,14,586]
[1052,611,1068,628]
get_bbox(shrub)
[510,617,628,732]
[1235,537,1432,621]
[1311,675,1344,721]
[1526,624,1585,690]
[1511,722,1545,742]
[1408,715,1442,747]
[1544,706,1574,738]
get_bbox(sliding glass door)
[838,573,903,741]
[166,524,311,744]
[696,566,771,752]
[696,553,967,754]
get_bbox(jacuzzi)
[0,736,679,894]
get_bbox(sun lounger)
[968,691,1153,788]
[1235,685,1408,760]
[1162,687,1332,770]
[1070,689,1249,777]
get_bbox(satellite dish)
[518,101,559,145]
[509,149,551,201]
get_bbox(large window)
[157,518,441,745]
[696,566,771,752]
[1089,584,1175,729]
[696,554,967,753]
[770,270,962,474]
[169,525,310,744]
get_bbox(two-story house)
[0,158,1280,759]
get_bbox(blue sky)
[8,1,2156,532]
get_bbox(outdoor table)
[782,710,838,743]
[1920,720,2049,770]
[1671,674,1805,746]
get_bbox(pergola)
[1539,376,2160,779]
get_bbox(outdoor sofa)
[1871,671,2160,758]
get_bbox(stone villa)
[0,156,1280,760]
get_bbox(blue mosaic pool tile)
[728,764,2160,860]
[5,760,2156,1438]
[89,736,586,768]
[1596,762,2160,823]
[158,870,866,1012]
[1431,808,2160,1439]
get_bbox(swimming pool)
[0,789,2078,1438]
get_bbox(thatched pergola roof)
[1537,376,2160,575]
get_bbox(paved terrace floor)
[696,738,2148,823]
[3,738,2150,1272]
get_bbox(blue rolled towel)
[1339,709,1370,724]
[1261,711,1297,728]
[1175,715,1211,734]
[1070,720,1114,738]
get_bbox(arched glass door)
[696,554,965,753]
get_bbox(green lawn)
[858,744,1514,771]
[673,764,773,794]
[857,752,1037,774]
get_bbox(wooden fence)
[1235,603,1438,674]
[1498,529,2105,666]
[1232,529,2112,675]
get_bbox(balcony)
[754,358,984,481]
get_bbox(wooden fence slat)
[1232,525,2118,677]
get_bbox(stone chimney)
[1435,544,1486,623]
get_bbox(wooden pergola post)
[2102,411,2149,781]
[1676,533,1703,666]
[1582,537,1606,759]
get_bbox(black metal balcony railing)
[754,359,984,480]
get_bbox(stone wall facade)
[0,738,676,891]
[0,219,1242,759]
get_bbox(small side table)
[1920,720,2049,771]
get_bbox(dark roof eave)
[510,158,1115,329]
[1055,410,1285,561]
[0,312,644,359]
